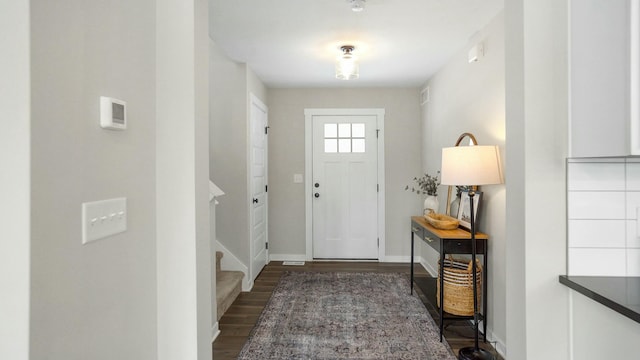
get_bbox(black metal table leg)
[410,231,414,295]
[483,251,488,342]
[439,247,445,342]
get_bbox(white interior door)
[249,94,268,281]
[312,115,378,259]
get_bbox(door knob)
[253,198,258,204]
[314,193,320,198]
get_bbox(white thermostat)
[100,96,127,130]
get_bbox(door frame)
[248,93,268,283]
[304,108,385,261]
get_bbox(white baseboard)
[419,257,438,277]
[245,279,254,292]
[269,253,307,262]
[486,330,506,358]
[270,254,429,266]
[382,255,410,263]
[211,322,220,342]
[381,256,437,277]
[215,240,251,291]
[381,255,437,276]
[270,255,423,264]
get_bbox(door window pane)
[338,139,351,153]
[352,139,365,153]
[324,123,337,138]
[338,123,351,138]
[325,139,337,153]
[352,123,365,137]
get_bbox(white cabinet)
[570,0,640,157]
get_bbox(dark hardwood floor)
[213,261,503,360]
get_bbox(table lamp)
[440,144,503,360]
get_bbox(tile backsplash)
[568,158,640,276]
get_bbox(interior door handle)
[253,198,258,204]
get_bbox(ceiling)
[209,0,504,88]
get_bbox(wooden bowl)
[424,212,459,230]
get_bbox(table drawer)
[411,220,424,239]
[442,239,486,254]
[422,227,441,252]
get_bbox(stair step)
[216,270,244,321]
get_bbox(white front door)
[312,115,378,259]
[249,94,268,281]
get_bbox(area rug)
[237,272,457,360]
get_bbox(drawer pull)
[412,227,420,233]
[424,236,434,243]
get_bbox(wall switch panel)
[82,197,127,244]
[293,174,303,183]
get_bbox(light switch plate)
[293,174,303,183]
[82,197,127,244]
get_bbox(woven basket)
[436,256,482,316]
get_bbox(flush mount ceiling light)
[335,45,359,80]
[348,0,365,12]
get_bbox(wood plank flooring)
[212,261,503,360]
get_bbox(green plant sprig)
[404,171,440,196]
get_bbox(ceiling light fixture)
[348,0,365,12]
[335,45,359,80]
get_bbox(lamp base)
[458,347,495,360]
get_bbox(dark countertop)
[559,275,640,324]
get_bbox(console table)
[410,215,489,342]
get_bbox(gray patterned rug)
[237,272,457,360]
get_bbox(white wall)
[420,11,507,353]
[209,199,219,333]
[5,1,211,358]
[563,1,640,356]
[267,88,423,260]
[29,0,158,358]
[505,0,570,359]
[0,1,30,359]
[504,0,527,355]
[209,42,250,264]
[247,66,268,106]
[208,41,219,333]
[209,42,267,282]
[570,290,640,360]
[506,2,640,359]
[157,0,212,359]
[194,0,213,357]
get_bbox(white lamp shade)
[440,145,504,186]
